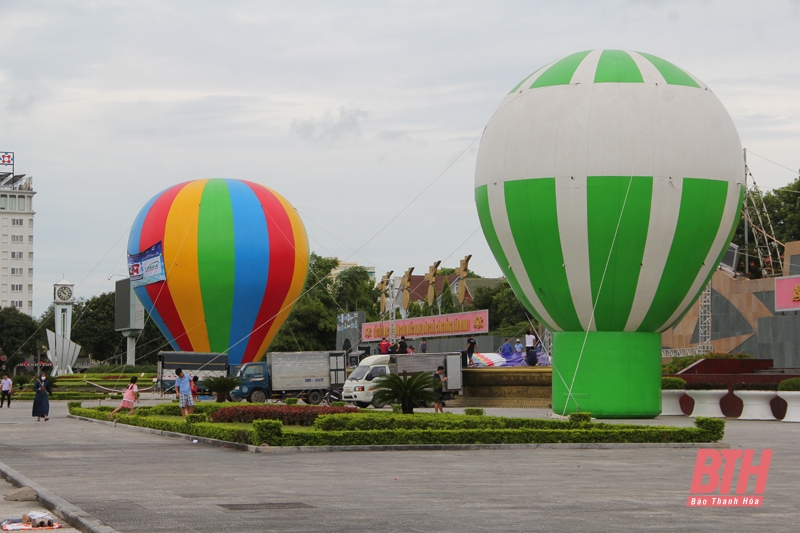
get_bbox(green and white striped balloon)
[476,50,744,334]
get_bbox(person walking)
[174,368,195,417]
[109,377,139,419]
[465,335,477,368]
[1,374,12,408]
[432,366,448,414]
[420,339,427,353]
[191,376,199,401]
[398,336,408,354]
[32,372,53,422]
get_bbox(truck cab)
[230,362,270,403]
[341,354,390,408]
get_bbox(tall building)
[0,160,35,316]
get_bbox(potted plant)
[661,377,686,416]
[778,378,800,423]
[685,382,728,418]
[733,383,778,421]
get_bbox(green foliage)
[11,374,31,388]
[185,414,208,424]
[0,307,39,369]
[662,352,754,375]
[662,377,687,390]
[331,401,345,407]
[371,371,440,414]
[437,267,481,278]
[285,398,299,405]
[463,408,485,416]
[253,420,283,444]
[199,375,241,402]
[466,280,534,335]
[333,266,381,321]
[439,282,456,314]
[778,378,800,391]
[13,392,109,400]
[685,382,728,390]
[406,301,423,318]
[694,417,726,441]
[568,412,592,423]
[391,404,402,414]
[67,401,83,410]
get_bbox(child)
[109,377,139,419]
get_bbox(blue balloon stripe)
[128,193,160,255]
[225,179,271,365]
[133,285,180,351]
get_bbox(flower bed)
[67,403,725,447]
[210,405,359,425]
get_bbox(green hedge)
[463,408,485,416]
[662,377,687,390]
[313,412,595,432]
[12,392,111,400]
[778,378,800,391]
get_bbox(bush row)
[210,405,359,425]
[13,392,111,400]
[313,412,595,432]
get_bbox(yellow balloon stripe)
[163,179,211,352]
[252,188,309,360]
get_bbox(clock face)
[57,286,73,301]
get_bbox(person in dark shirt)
[465,336,477,368]
[432,366,448,413]
[420,339,427,353]
[398,336,408,354]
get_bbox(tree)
[200,375,241,402]
[438,280,456,314]
[406,301,423,318]
[371,371,440,414]
[333,266,381,321]
[467,279,536,336]
[0,307,39,372]
[437,267,481,278]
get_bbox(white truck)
[342,352,463,408]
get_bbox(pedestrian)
[420,338,427,353]
[389,341,399,354]
[379,337,390,354]
[32,372,53,422]
[432,366,448,414]
[525,328,539,366]
[191,376,199,401]
[407,345,415,354]
[398,336,408,354]
[465,335,477,368]
[499,339,514,361]
[173,368,195,417]
[1,373,12,408]
[109,377,139,419]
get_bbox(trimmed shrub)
[685,382,728,391]
[13,392,110,401]
[778,378,800,392]
[662,377,686,390]
[285,398,299,405]
[185,414,208,424]
[313,413,607,432]
[253,420,283,445]
[662,352,753,375]
[67,401,83,410]
[568,412,592,423]
[211,405,358,425]
[331,401,346,407]
[391,404,402,414]
[733,382,778,391]
[464,408,485,416]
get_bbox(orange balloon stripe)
[252,188,309,360]
[163,179,211,352]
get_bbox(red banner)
[361,310,489,340]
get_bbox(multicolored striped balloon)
[128,179,309,365]
[476,50,744,334]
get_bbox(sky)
[1,0,799,317]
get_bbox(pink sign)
[361,310,489,341]
[774,275,800,312]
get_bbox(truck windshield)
[347,366,369,381]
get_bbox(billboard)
[128,242,166,288]
[775,274,800,313]
[361,309,489,341]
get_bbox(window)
[0,195,6,209]
[365,367,386,381]
[11,218,23,226]
[11,235,23,242]
[28,235,33,243]
[27,301,32,308]
[11,268,22,275]
[11,284,22,292]
[11,252,22,259]
[28,219,33,228]
[17,197,25,211]
[27,284,33,292]
[11,301,22,308]
[242,365,265,378]
[28,268,33,276]
[28,252,33,260]
[8,196,15,210]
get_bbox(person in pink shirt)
[109,377,139,419]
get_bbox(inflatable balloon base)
[551,331,662,419]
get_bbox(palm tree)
[200,376,241,403]
[371,371,440,414]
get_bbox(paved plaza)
[1,401,798,533]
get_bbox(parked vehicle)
[158,352,229,395]
[342,353,463,408]
[229,351,347,404]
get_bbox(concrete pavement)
[1,401,798,532]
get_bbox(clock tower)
[53,278,75,340]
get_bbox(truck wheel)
[372,399,387,409]
[249,390,267,403]
[306,390,323,405]
[355,401,371,409]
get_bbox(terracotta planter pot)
[686,390,727,418]
[734,390,777,420]
[778,391,800,422]
[660,390,685,416]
